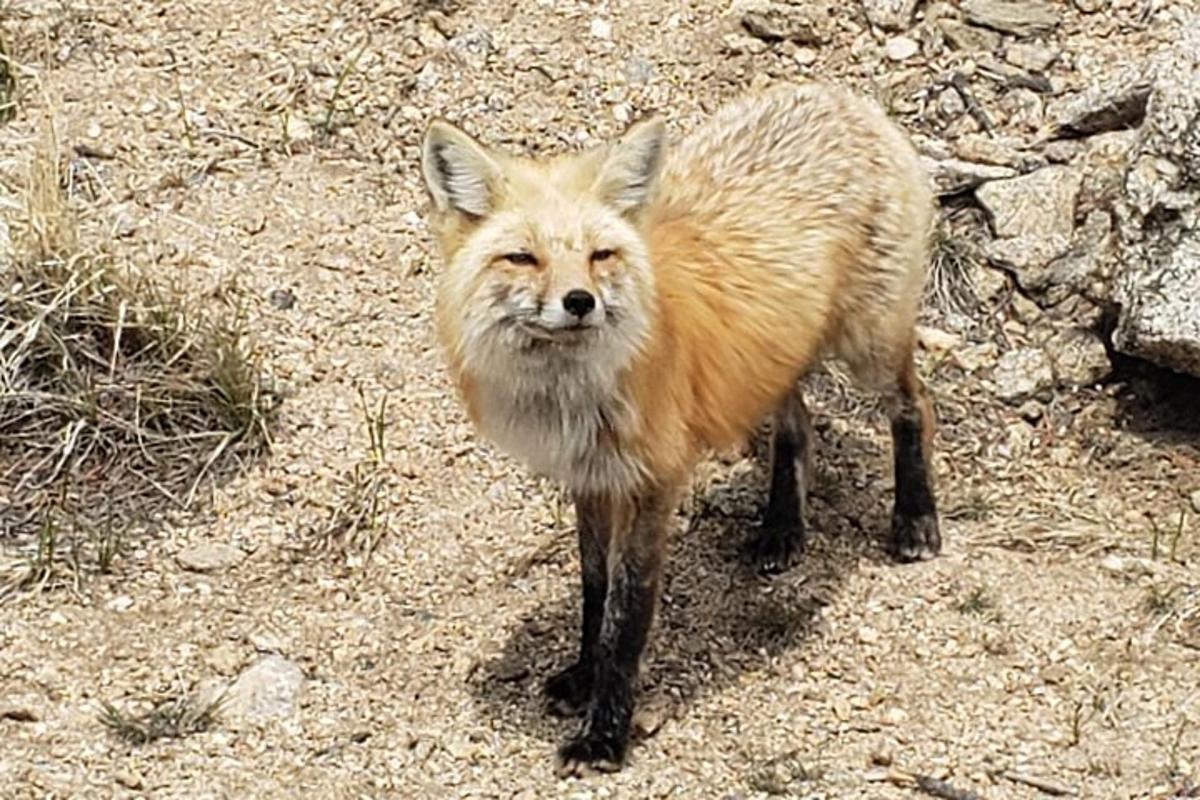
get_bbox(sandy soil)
[1,1,1198,798]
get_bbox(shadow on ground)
[468,417,901,748]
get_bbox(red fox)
[421,81,940,775]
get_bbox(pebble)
[589,18,612,40]
[885,36,919,61]
[794,47,818,66]
[177,542,245,573]
[1190,489,1200,514]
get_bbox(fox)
[419,80,941,775]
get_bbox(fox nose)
[562,289,596,318]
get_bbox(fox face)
[421,118,666,380]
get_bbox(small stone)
[881,707,908,726]
[447,29,493,70]
[1189,490,1200,514]
[863,0,919,31]
[885,36,919,61]
[624,57,654,84]
[935,87,966,120]
[269,288,296,310]
[415,62,441,92]
[589,18,612,40]
[858,626,880,644]
[114,769,144,790]
[1048,329,1111,388]
[938,19,1001,52]
[1051,69,1151,138]
[740,3,826,45]
[632,704,666,738]
[1005,42,1058,72]
[285,115,314,144]
[107,595,134,612]
[177,542,245,573]
[1099,554,1125,575]
[224,655,305,722]
[870,748,895,767]
[249,629,285,654]
[1072,0,1103,11]
[992,348,1054,403]
[916,326,961,353]
[1040,664,1070,685]
[793,46,818,66]
[1017,399,1043,422]
[962,0,1060,37]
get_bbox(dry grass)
[0,119,275,597]
[926,211,985,319]
[307,386,394,562]
[0,31,16,124]
[99,683,224,746]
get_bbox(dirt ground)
[2,1,1198,798]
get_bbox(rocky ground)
[1,1,1198,798]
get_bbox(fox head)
[420,117,664,380]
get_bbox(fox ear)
[422,120,502,218]
[594,116,666,216]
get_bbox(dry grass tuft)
[0,119,275,597]
[99,685,224,745]
[745,749,822,795]
[307,386,394,562]
[0,32,16,123]
[926,211,985,319]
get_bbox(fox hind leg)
[886,354,940,562]
[745,385,813,575]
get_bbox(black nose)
[562,289,596,318]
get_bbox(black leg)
[545,492,611,716]
[889,361,940,562]
[557,487,673,776]
[745,388,813,574]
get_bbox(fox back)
[422,81,933,496]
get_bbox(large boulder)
[1112,20,1200,377]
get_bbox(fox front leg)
[555,486,673,776]
[545,492,613,715]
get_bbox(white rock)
[223,656,305,722]
[589,18,612,40]
[1113,26,1200,378]
[793,47,818,66]
[177,543,245,573]
[885,36,919,61]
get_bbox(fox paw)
[743,523,805,575]
[555,731,627,777]
[890,511,940,562]
[544,662,592,717]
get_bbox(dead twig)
[1000,770,1078,796]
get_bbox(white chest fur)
[473,360,644,495]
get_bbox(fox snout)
[537,284,603,332]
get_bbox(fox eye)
[502,252,539,267]
[590,248,616,262]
